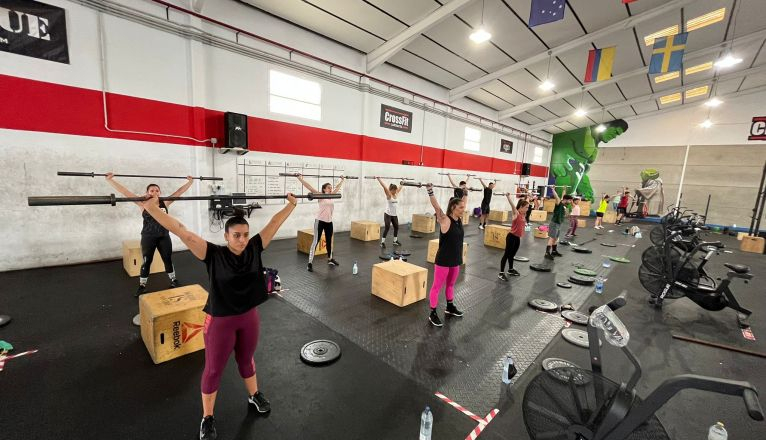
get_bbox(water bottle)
[602,258,612,268]
[390,255,395,261]
[352,260,358,275]
[595,276,604,294]
[502,355,517,384]
[419,406,433,440]
[707,422,727,440]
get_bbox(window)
[464,127,481,151]
[533,147,544,164]
[269,70,321,120]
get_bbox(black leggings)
[140,234,174,278]
[383,213,399,238]
[310,219,333,262]
[500,233,521,272]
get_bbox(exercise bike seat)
[724,263,750,274]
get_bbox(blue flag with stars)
[649,33,688,74]
[529,0,566,27]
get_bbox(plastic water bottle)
[602,258,612,268]
[419,406,433,440]
[595,276,604,294]
[707,422,727,440]
[352,260,358,275]
[390,255,395,261]
[502,355,517,384]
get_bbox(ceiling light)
[539,79,555,91]
[715,54,743,68]
[685,61,714,75]
[595,124,606,133]
[644,25,679,46]
[654,72,680,83]
[659,93,682,105]
[574,108,588,117]
[705,97,723,107]
[469,28,492,44]
[699,119,713,128]
[687,8,726,32]
[685,85,709,99]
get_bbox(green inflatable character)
[549,119,628,202]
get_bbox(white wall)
[0,0,550,271]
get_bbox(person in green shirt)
[545,186,573,260]
[594,194,610,229]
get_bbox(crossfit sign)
[749,116,766,141]
[380,104,413,133]
[0,0,69,64]
[500,139,513,154]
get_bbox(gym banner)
[0,0,69,64]
[499,139,513,154]
[380,104,413,133]
[749,116,766,141]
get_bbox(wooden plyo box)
[544,199,556,213]
[297,229,327,255]
[577,219,587,228]
[371,260,428,307]
[534,228,549,239]
[530,210,547,222]
[123,240,166,277]
[139,284,208,364]
[427,239,468,264]
[602,211,618,224]
[487,210,509,222]
[350,220,381,242]
[484,224,511,249]
[740,236,765,254]
[578,201,592,216]
[462,211,470,225]
[737,232,748,241]
[412,214,436,234]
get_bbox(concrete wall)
[0,0,550,271]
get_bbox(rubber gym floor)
[1,217,764,440]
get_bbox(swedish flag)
[649,33,688,74]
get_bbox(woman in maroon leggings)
[142,193,298,440]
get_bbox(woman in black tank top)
[106,173,193,296]
[424,183,466,327]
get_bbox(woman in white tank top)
[377,177,403,248]
[295,174,345,272]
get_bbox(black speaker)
[521,162,532,176]
[224,112,248,149]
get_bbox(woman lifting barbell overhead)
[294,174,345,272]
[141,192,298,440]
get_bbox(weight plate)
[409,234,423,239]
[601,243,617,247]
[132,314,141,326]
[300,340,341,366]
[558,240,570,246]
[561,310,589,325]
[568,275,595,286]
[513,256,530,262]
[0,315,12,327]
[530,264,552,272]
[572,247,592,254]
[562,329,590,348]
[379,254,393,260]
[574,268,597,277]
[393,250,412,256]
[528,299,558,312]
[610,256,631,264]
[556,282,572,289]
[542,357,581,371]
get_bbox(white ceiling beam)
[366,0,476,73]
[449,0,696,101]
[499,28,766,120]
[527,64,766,132]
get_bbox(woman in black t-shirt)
[105,173,193,296]
[142,193,298,440]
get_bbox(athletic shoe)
[380,242,386,248]
[135,284,146,298]
[551,250,563,257]
[445,303,464,317]
[479,224,485,230]
[571,234,578,237]
[199,416,217,440]
[508,269,521,277]
[544,253,554,260]
[428,310,443,327]
[169,279,179,288]
[328,259,339,266]
[393,240,402,246]
[307,263,313,272]
[498,272,509,281]
[248,391,271,413]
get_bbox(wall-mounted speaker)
[224,112,248,149]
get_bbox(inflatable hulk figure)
[549,119,628,202]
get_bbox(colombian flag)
[584,47,616,83]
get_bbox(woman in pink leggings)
[142,193,298,440]
[425,183,466,327]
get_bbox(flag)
[649,33,688,74]
[584,47,616,83]
[529,0,566,27]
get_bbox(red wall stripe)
[0,74,548,177]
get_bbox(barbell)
[58,171,223,181]
[279,173,358,179]
[363,176,415,180]
[27,193,342,207]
